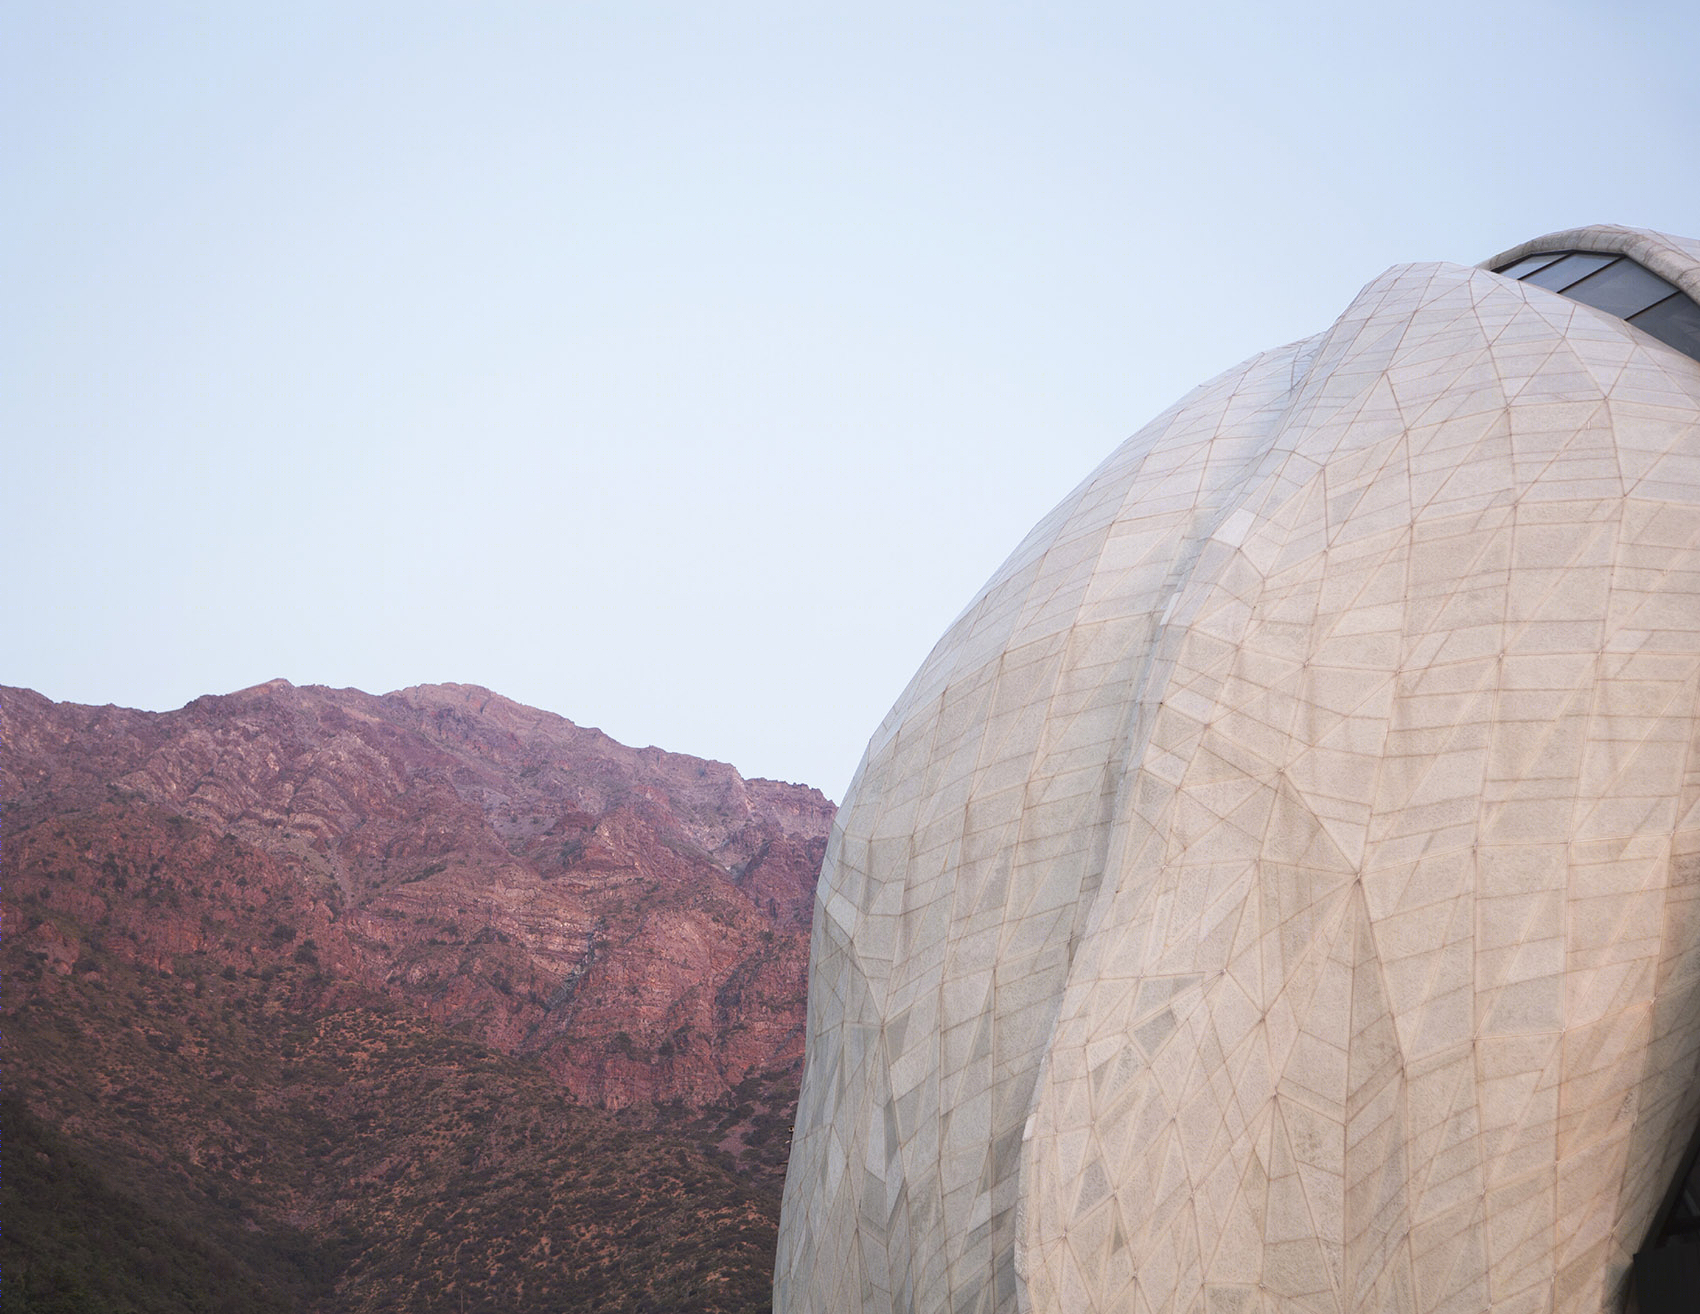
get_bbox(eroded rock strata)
[4,680,832,1312]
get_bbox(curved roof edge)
[1482,223,1700,303]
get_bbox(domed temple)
[776,226,1700,1314]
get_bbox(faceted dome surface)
[776,226,1700,1314]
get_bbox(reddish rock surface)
[3,680,833,1110]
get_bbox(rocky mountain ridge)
[5,680,832,1109]
[2,681,836,1313]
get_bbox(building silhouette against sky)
[777,225,1700,1314]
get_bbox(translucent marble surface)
[777,226,1700,1314]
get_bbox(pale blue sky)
[7,1,1698,799]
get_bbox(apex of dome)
[1483,223,1700,301]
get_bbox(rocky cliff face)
[4,680,831,1110]
[2,681,834,1313]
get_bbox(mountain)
[2,681,834,1313]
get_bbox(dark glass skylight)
[1495,250,1700,364]
[1521,251,1617,292]
[1630,294,1700,361]
[1494,252,1567,281]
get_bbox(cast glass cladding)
[1496,249,1700,361]
[777,226,1700,1314]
